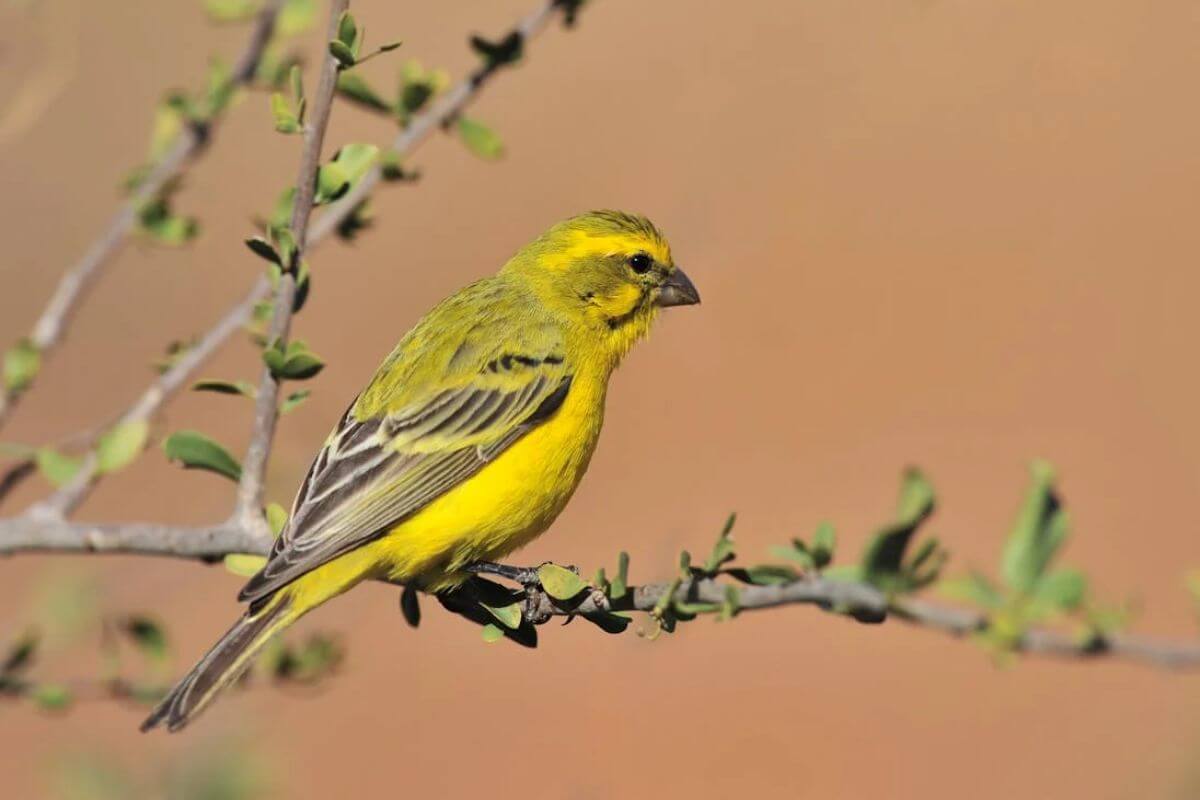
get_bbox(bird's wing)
[238,293,570,605]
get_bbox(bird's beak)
[657,267,700,307]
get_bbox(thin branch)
[28,280,268,520]
[234,0,349,526]
[0,0,285,431]
[17,0,575,516]
[0,517,266,561]
[307,0,562,243]
[2,513,1196,672]
[518,575,1200,671]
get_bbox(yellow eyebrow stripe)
[539,231,671,271]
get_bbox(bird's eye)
[629,253,652,274]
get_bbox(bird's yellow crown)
[502,211,691,363]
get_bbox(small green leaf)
[123,616,167,662]
[278,0,316,36]
[336,72,391,112]
[289,64,304,105]
[740,564,800,586]
[457,117,504,160]
[281,389,311,414]
[537,563,587,600]
[163,430,242,482]
[36,448,81,487]
[329,40,356,68]
[703,513,738,573]
[400,585,421,628]
[266,502,288,536]
[263,339,325,380]
[610,551,629,600]
[480,623,504,643]
[1001,461,1067,594]
[204,0,257,23]
[2,632,37,675]
[336,11,357,48]
[95,420,150,475]
[315,161,350,205]
[717,585,741,621]
[270,92,301,134]
[469,31,524,68]
[193,379,256,397]
[223,553,267,578]
[31,683,72,711]
[484,602,523,630]
[939,571,1004,608]
[811,522,836,567]
[1032,568,1087,612]
[861,468,937,588]
[4,339,41,393]
[137,197,198,246]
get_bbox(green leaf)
[480,623,504,643]
[537,563,587,600]
[315,165,349,205]
[137,197,198,246]
[1001,461,1067,594]
[811,522,836,568]
[265,502,289,536]
[270,92,301,134]
[31,683,72,711]
[740,564,800,586]
[123,616,167,662]
[278,0,316,36]
[457,117,504,160]
[861,468,936,588]
[204,0,258,23]
[36,448,81,487]
[329,40,356,69]
[95,420,149,475]
[939,571,1004,608]
[337,11,358,49]
[281,389,311,414]
[400,585,421,628]
[289,64,304,105]
[1031,568,1087,612]
[469,31,524,68]
[163,430,242,482]
[203,57,236,118]
[193,379,256,397]
[3,339,40,392]
[336,72,391,112]
[484,602,523,630]
[609,551,629,599]
[263,339,325,380]
[703,513,737,573]
[717,585,741,621]
[2,631,37,675]
[223,553,267,578]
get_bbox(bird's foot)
[463,560,578,588]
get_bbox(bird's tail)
[140,593,294,733]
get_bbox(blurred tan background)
[3,0,1200,797]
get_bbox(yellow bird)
[143,211,699,731]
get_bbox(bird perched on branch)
[143,210,700,731]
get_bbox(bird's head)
[504,210,699,360]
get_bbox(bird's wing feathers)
[238,291,570,604]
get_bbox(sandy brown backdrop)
[2,0,1200,797]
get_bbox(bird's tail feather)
[140,593,293,733]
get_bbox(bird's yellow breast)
[367,364,608,590]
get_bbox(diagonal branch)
[11,0,577,517]
[0,0,285,431]
[233,0,350,529]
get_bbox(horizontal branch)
[0,0,285,431]
[0,517,268,561]
[3,513,1197,672]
